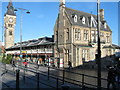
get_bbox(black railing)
[2,62,119,89]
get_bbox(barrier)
[2,62,118,89]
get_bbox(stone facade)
[54,0,118,68]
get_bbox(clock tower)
[4,0,16,49]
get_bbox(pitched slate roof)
[65,7,111,32]
[6,36,54,50]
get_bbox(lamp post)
[14,8,30,61]
[97,0,101,90]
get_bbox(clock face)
[9,18,13,23]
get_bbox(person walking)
[12,57,16,67]
[37,59,40,69]
[23,60,28,72]
[107,66,117,90]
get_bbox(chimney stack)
[100,9,104,21]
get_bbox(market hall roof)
[6,37,54,50]
[64,7,111,32]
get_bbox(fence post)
[118,72,120,90]
[16,69,20,90]
[63,69,65,84]
[37,72,39,89]
[48,67,50,80]
[82,74,85,89]
[23,67,25,83]
[56,78,58,90]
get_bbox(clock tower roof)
[5,0,16,16]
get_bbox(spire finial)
[60,0,65,7]
[5,0,15,16]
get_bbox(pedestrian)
[37,59,40,69]
[23,60,28,72]
[68,61,72,69]
[12,57,16,67]
[107,66,117,90]
[57,59,60,68]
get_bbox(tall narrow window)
[66,28,69,40]
[82,49,89,62]
[84,30,88,40]
[82,49,85,62]
[77,29,80,40]
[106,33,109,43]
[75,28,81,40]
[100,32,104,43]
[91,30,96,43]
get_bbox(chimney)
[100,9,104,21]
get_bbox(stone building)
[4,0,120,68]
[4,0,16,49]
[54,0,119,67]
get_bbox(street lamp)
[0,26,7,46]
[14,8,30,61]
[97,0,101,90]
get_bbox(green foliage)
[2,54,12,64]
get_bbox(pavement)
[1,63,81,89]
[1,61,120,89]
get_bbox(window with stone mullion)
[106,33,109,43]
[75,28,80,40]
[84,30,88,40]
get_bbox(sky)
[0,1,118,45]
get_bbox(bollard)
[16,69,20,90]
[48,67,50,80]
[82,74,85,90]
[37,72,39,90]
[56,78,58,90]
[63,69,65,84]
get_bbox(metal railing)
[2,62,119,89]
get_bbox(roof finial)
[60,0,65,7]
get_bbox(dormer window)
[104,22,107,29]
[71,14,75,18]
[74,15,77,22]
[82,17,86,24]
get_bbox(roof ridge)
[65,7,97,17]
